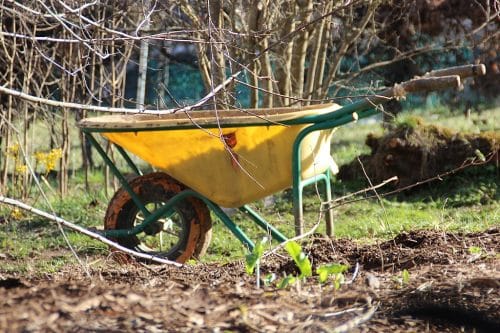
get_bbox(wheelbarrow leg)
[293,185,304,236]
[292,113,361,236]
[323,170,334,236]
[293,171,334,237]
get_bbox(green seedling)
[401,269,410,285]
[277,275,297,289]
[468,246,483,255]
[392,269,411,287]
[263,273,276,287]
[316,263,349,289]
[245,237,267,275]
[285,241,312,278]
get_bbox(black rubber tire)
[104,172,212,263]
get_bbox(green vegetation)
[393,269,411,287]
[285,241,312,278]
[245,237,266,275]
[245,240,315,289]
[244,239,348,290]
[0,106,498,274]
[317,263,349,287]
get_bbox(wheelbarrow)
[78,65,485,263]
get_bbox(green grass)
[331,120,381,166]
[0,106,498,272]
[0,170,109,274]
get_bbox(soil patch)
[338,118,499,187]
[1,229,498,332]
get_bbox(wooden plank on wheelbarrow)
[78,103,340,131]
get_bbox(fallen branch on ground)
[0,196,183,267]
[331,302,379,333]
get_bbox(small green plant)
[284,241,312,278]
[263,273,276,287]
[277,275,297,289]
[468,246,483,255]
[245,240,349,290]
[245,237,267,275]
[316,263,349,289]
[244,240,313,289]
[401,269,410,285]
[393,269,411,287]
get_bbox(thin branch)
[0,68,242,115]
[0,84,156,113]
[262,216,323,258]
[331,303,379,333]
[0,30,213,44]
[322,176,398,212]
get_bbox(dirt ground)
[1,228,498,332]
[338,119,499,188]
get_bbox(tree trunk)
[208,0,231,108]
[1,16,17,195]
[312,5,332,101]
[290,0,313,104]
[275,3,296,106]
[305,2,332,104]
[136,0,151,109]
[248,0,272,108]
[257,1,273,108]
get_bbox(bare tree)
[0,1,139,195]
[165,0,498,109]
[0,0,497,197]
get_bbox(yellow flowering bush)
[9,208,24,220]
[35,148,62,174]
[7,143,20,157]
[15,164,27,174]
[4,144,63,196]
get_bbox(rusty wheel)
[104,172,212,263]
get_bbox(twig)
[40,175,57,195]
[262,216,322,258]
[323,306,365,318]
[322,176,398,211]
[0,84,174,114]
[0,196,183,267]
[345,262,360,285]
[331,303,378,333]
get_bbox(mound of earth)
[338,117,499,187]
[1,229,498,332]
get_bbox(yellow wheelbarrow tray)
[78,64,485,263]
[79,103,342,209]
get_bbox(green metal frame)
[82,102,381,252]
[291,112,363,236]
